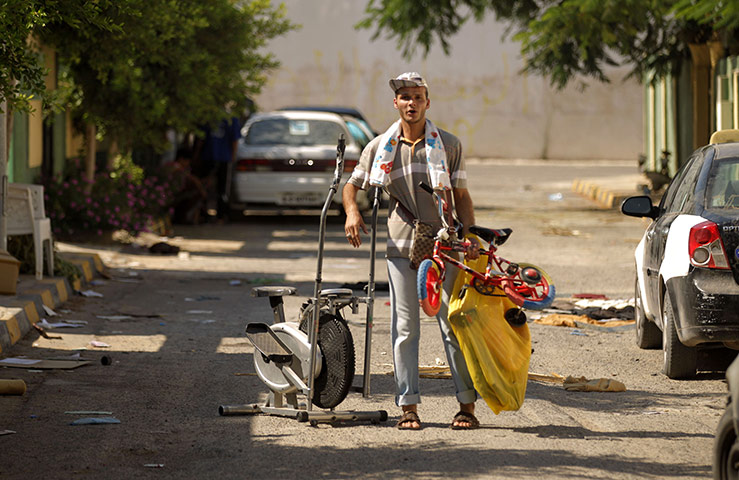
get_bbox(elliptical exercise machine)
[219,136,387,425]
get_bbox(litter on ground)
[69,417,120,426]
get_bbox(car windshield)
[245,118,345,146]
[705,157,739,210]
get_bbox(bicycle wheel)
[417,259,443,316]
[500,262,555,310]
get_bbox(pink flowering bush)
[43,156,182,239]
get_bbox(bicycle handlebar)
[418,182,434,195]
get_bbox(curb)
[571,178,642,209]
[0,252,105,355]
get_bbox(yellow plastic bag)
[448,253,531,414]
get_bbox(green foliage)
[6,235,80,285]
[42,156,183,238]
[674,0,739,30]
[0,0,116,113]
[357,0,735,89]
[514,0,698,88]
[40,0,296,151]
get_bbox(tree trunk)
[0,102,7,251]
[688,43,712,151]
[107,139,118,170]
[84,123,96,195]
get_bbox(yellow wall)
[65,111,84,158]
[28,100,43,168]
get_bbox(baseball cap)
[389,72,429,93]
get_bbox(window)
[666,153,704,214]
[706,157,739,210]
[245,119,345,146]
[344,119,370,149]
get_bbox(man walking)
[343,72,480,430]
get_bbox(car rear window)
[245,118,345,146]
[344,119,370,149]
[706,157,739,210]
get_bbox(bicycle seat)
[319,288,354,299]
[469,226,512,246]
[251,286,297,298]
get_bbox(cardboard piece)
[0,250,20,295]
[0,357,90,369]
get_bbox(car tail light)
[235,158,270,171]
[344,159,358,173]
[688,220,730,269]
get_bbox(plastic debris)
[548,192,564,201]
[572,293,608,300]
[38,319,87,329]
[90,341,110,348]
[42,305,57,317]
[229,280,242,286]
[185,295,220,302]
[79,290,104,298]
[65,411,113,415]
[97,315,134,321]
[70,417,120,426]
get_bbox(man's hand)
[343,183,367,248]
[345,211,368,248]
[453,187,479,260]
[465,236,480,260]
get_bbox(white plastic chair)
[6,183,54,279]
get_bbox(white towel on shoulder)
[369,119,451,190]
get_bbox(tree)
[0,0,116,113]
[356,0,733,89]
[42,0,295,152]
[0,1,117,249]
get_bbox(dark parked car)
[278,106,378,136]
[621,139,739,379]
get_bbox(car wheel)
[662,290,698,379]
[635,278,661,349]
[714,405,739,480]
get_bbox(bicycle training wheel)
[500,262,555,310]
[417,259,443,316]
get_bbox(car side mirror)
[620,195,658,220]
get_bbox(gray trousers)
[386,257,477,406]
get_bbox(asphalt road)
[0,160,731,479]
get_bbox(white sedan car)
[231,110,368,211]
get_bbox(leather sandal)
[450,410,480,430]
[396,410,422,430]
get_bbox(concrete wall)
[255,1,644,161]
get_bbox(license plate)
[279,192,323,205]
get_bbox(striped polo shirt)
[347,126,467,258]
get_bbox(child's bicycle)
[416,182,555,324]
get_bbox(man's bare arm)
[342,183,367,248]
